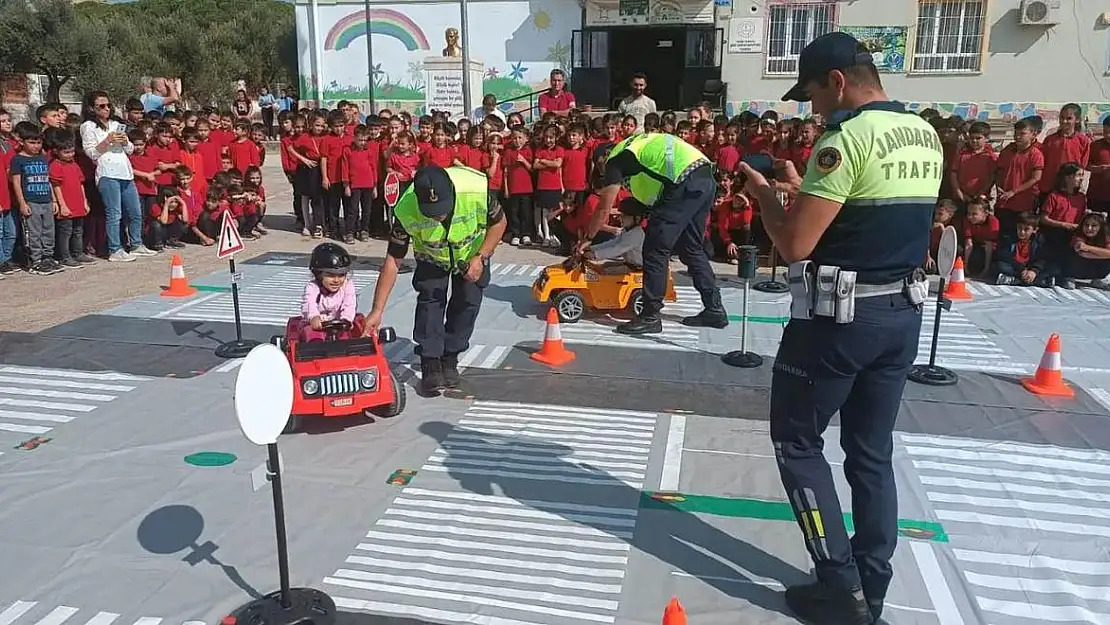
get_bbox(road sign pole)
[753,246,790,294]
[215,213,261,359]
[909,225,958,386]
[267,441,293,607]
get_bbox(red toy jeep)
[271,315,407,433]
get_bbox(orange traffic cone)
[662,597,687,625]
[530,307,576,367]
[1021,334,1074,398]
[161,254,197,298]
[944,257,973,301]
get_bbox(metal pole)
[927,278,945,368]
[459,0,473,119]
[267,442,293,608]
[740,279,750,354]
[364,0,375,113]
[229,258,243,343]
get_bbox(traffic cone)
[944,257,973,301]
[161,254,197,298]
[530,307,576,367]
[662,597,687,625]
[1021,334,1074,398]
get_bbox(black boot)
[441,352,460,388]
[784,581,874,625]
[681,309,729,328]
[420,357,445,395]
[615,315,663,335]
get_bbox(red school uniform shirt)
[292,133,323,163]
[534,146,565,192]
[180,150,205,185]
[744,134,772,155]
[179,187,202,225]
[209,129,235,152]
[716,196,753,243]
[481,150,503,190]
[415,140,432,157]
[197,139,222,180]
[0,148,13,211]
[279,135,298,174]
[561,145,589,192]
[128,151,160,196]
[995,143,1044,213]
[1040,131,1091,186]
[321,134,352,184]
[146,141,182,186]
[715,144,740,174]
[952,147,997,197]
[962,214,1000,248]
[387,151,420,182]
[1088,138,1110,203]
[454,145,484,170]
[421,144,455,168]
[341,144,380,189]
[790,144,814,175]
[150,200,183,224]
[503,146,534,195]
[228,139,262,175]
[1040,191,1086,225]
[48,159,87,218]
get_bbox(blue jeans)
[0,210,15,263]
[98,177,143,254]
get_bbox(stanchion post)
[722,245,764,368]
[753,245,790,293]
[909,225,959,386]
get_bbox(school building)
[295,0,1110,124]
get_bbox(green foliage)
[0,0,297,106]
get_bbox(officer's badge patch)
[815,147,842,174]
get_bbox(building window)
[765,1,836,76]
[912,0,986,74]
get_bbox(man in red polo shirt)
[538,69,576,116]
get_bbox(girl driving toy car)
[579,198,648,272]
[301,242,359,341]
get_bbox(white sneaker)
[510,237,521,246]
[109,249,136,262]
[130,245,158,257]
[521,236,532,246]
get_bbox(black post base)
[753,280,790,294]
[722,350,764,368]
[216,339,262,359]
[225,588,336,625]
[908,364,959,386]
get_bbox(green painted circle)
[184,452,238,467]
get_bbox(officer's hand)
[574,239,591,256]
[361,310,383,337]
[464,256,484,282]
[772,159,803,190]
[736,162,771,194]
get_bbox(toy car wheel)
[282,415,303,435]
[629,289,645,318]
[368,370,406,418]
[552,290,586,324]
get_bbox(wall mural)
[727,100,1110,126]
[296,2,579,115]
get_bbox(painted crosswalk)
[902,433,1110,625]
[0,366,146,457]
[325,400,658,624]
[914,300,1014,372]
[968,281,1110,305]
[158,267,378,325]
[490,262,545,280]
[0,601,201,625]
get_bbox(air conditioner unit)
[1020,0,1061,26]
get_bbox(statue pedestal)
[424,57,484,120]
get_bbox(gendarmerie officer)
[575,133,727,334]
[736,33,940,625]
[363,165,506,395]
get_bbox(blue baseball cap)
[782,32,875,102]
[413,165,455,219]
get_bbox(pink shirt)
[302,279,357,322]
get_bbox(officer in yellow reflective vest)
[576,133,727,334]
[363,165,506,395]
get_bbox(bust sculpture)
[442,27,462,57]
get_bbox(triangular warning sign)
[216,211,245,260]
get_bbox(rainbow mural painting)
[323,9,431,52]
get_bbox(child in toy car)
[301,242,359,342]
[581,198,648,274]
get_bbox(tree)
[0,0,105,102]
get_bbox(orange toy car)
[531,257,677,324]
[271,315,406,433]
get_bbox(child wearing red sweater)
[994,119,1044,238]
[453,127,484,170]
[533,126,565,246]
[1039,103,1090,203]
[503,127,535,245]
[421,123,456,168]
[950,121,996,205]
[227,120,261,175]
[713,172,754,261]
[341,126,380,241]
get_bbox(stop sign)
[383,172,401,207]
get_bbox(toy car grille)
[319,372,362,396]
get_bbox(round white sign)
[234,344,295,446]
[937,225,958,280]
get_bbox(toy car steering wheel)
[321,319,353,340]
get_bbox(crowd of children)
[3,95,1108,292]
[927,103,1110,290]
[0,101,271,277]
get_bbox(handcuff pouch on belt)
[790,261,926,324]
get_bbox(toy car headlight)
[302,378,319,396]
[360,369,378,389]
